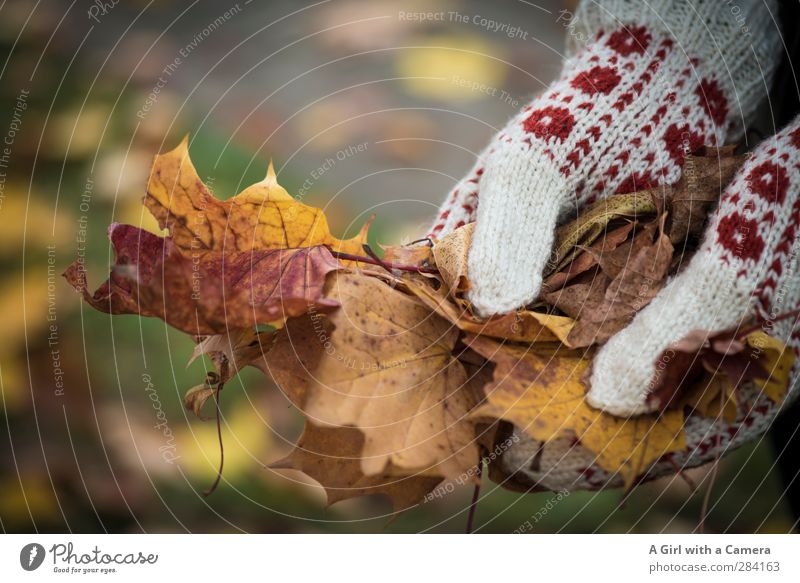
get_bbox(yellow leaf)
[683,375,739,423]
[745,331,795,404]
[467,337,685,488]
[144,137,369,254]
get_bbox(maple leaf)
[64,224,341,335]
[467,336,685,488]
[144,136,370,254]
[271,422,441,511]
[250,312,336,408]
[303,272,483,479]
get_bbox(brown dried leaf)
[271,422,441,511]
[405,277,574,345]
[249,313,334,408]
[303,272,482,479]
[543,222,635,291]
[546,192,657,277]
[381,242,434,270]
[190,328,278,383]
[432,223,473,295]
[184,384,218,420]
[545,218,674,347]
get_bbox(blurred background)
[0,0,795,533]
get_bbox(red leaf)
[64,224,342,334]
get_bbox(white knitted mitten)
[501,117,800,491]
[428,0,780,318]
[589,117,800,415]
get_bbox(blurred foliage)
[0,0,794,533]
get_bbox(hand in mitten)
[589,116,800,416]
[429,0,779,319]
[501,116,800,492]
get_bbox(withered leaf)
[271,422,441,511]
[432,223,473,295]
[250,312,334,408]
[184,383,219,420]
[64,224,341,335]
[647,329,794,414]
[543,221,635,291]
[547,192,657,277]
[405,277,574,345]
[144,137,370,254]
[467,336,685,488]
[303,272,482,479]
[190,328,278,383]
[545,218,674,347]
[381,242,434,271]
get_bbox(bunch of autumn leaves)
[65,138,794,510]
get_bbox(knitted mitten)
[503,116,800,491]
[589,116,800,414]
[428,0,780,318]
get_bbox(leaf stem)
[203,382,225,497]
[465,459,483,534]
[326,247,439,274]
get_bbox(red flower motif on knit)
[716,212,765,261]
[615,171,655,194]
[663,123,703,165]
[790,126,800,150]
[746,161,789,205]
[571,65,622,96]
[696,79,729,127]
[522,106,575,141]
[606,26,651,56]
